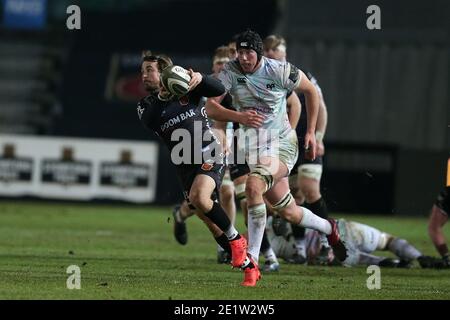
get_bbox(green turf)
[0,201,449,300]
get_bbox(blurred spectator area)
[0,0,448,213]
[0,30,64,135]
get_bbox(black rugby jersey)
[294,71,323,142]
[221,93,240,131]
[137,75,225,166]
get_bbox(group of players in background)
[138,29,450,287]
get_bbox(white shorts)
[298,164,323,181]
[345,221,382,253]
[246,129,299,175]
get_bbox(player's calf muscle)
[278,202,301,224]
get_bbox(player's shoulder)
[302,69,319,84]
[137,94,160,119]
[283,60,302,85]
[138,94,159,108]
[262,56,288,74]
[304,70,323,94]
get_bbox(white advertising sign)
[0,135,158,203]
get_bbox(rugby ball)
[160,65,191,97]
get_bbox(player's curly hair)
[141,50,173,72]
[213,46,230,62]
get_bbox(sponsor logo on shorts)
[201,162,214,171]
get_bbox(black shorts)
[229,163,250,181]
[177,163,225,206]
[290,143,323,176]
[435,186,450,215]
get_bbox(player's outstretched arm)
[190,73,225,97]
[287,91,301,129]
[295,70,320,159]
[316,91,328,156]
[205,97,265,128]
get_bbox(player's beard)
[145,82,159,95]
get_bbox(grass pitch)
[0,201,449,300]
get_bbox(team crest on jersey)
[266,83,276,90]
[179,95,189,105]
[237,77,247,84]
[201,160,214,171]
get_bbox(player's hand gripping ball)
[160,65,192,97]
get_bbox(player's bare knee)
[245,177,264,200]
[300,182,321,203]
[278,206,297,223]
[292,189,305,205]
[189,190,210,212]
[220,185,234,204]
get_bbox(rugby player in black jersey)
[137,51,247,269]
[170,46,278,269]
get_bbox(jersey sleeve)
[286,90,293,99]
[192,74,225,97]
[137,96,159,132]
[221,93,234,110]
[281,62,303,92]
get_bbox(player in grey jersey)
[205,29,347,286]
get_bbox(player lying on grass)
[137,51,247,269]
[268,215,447,268]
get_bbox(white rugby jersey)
[218,56,302,137]
[267,217,382,265]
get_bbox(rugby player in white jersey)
[205,29,347,286]
[171,46,283,270]
[212,46,286,272]
[264,34,331,264]
[267,215,446,268]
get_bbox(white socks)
[263,247,278,263]
[294,238,307,257]
[224,225,239,240]
[247,203,267,263]
[298,206,331,235]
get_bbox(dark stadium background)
[0,0,448,215]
